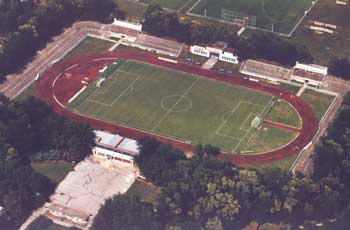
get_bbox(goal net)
[221,9,257,27]
[251,116,262,128]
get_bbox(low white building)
[46,203,89,226]
[291,62,328,87]
[190,41,239,64]
[92,131,139,166]
[113,19,142,31]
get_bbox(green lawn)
[15,82,37,101]
[27,215,75,230]
[69,60,278,153]
[248,153,298,171]
[190,0,313,34]
[212,60,241,73]
[240,124,298,153]
[113,0,147,21]
[301,89,335,122]
[266,100,301,128]
[64,36,114,59]
[139,0,190,11]
[291,0,350,65]
[179,50,209,64]
[126,180,161,204]
[276,82,301,94]
[31,162,75,184]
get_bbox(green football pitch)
[189,0,313,34]
[69,60,277,153]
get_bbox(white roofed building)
[92,131,139,166]
[190,41,239,64]
[291,62,328,87]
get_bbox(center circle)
[161,95,193,113]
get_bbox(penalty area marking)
[240,113,256,131]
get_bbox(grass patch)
[241,124,298,153]
[127,180,161,204]
[190,0,314,34]
[266,100,301,128]
[179,50,209,64]
[69,60,277,153]
[64,36,114,59]
[139,0,190,11]
[31,161,75,184]
[276,82,301,94]
[301,89,335,122]
[249,153,298,171]
[291,0,350,65]
[113,0,147,21]
[212,60,241,73]
[15,82,37,101]
[27,215,75,230]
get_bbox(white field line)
[74,111,189,144]
[65,64,78,71]
[240,113,255,131]
[110,76,139,107]
[216,132,241,141]
[53,94,65,108]
[94,78,116,94]
[93,58,117,62]
[86,98,112,107]
[68,86,86,103]
[151,78,200,132]
[232,97,274,152]
[52,73,62,88]
[215,102,242,135]
[130,59,273,98]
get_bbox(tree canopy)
[0,0,123,82]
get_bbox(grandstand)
[134,34,184,57]
[240,59,292,82]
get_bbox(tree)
[92,194,163,230]
[205,216,224,230]
[328,57,350,78]
[204,144,220,156]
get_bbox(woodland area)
[0,96,95,230]
[0,0,124,82]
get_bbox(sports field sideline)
[189,0,314,34]
[69,60,276,153]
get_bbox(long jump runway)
[37,51,318,166]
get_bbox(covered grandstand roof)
[134,34,183,57]
[116,138,139,156]
[94,130,123,148]
[292,62,327,82]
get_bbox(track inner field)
[69,60,273,153]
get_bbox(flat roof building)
[291,62,327,87]
[92,131,139,166]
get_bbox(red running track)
[37,51,318,166]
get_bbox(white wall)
[219,52,239,64]
[190,45,210,57]
[113,19,142,31]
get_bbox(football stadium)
[37,51,318,165]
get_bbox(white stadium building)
[92,130,139,166]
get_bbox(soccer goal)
[251,116,262,128]
[221,8,257,27]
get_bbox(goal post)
[251,116,262,128]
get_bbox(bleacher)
[134,34,184,57]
